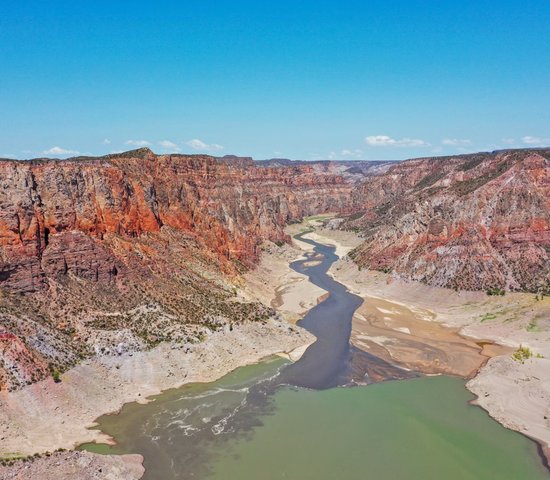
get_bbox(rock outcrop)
[346,149,550,292]
[0,148,360,390]
[0,451,145,480]
[0,149,356,294]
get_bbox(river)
[81,235,549,479]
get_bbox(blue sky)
[1,1,549,161]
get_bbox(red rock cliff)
[0,148,354,293]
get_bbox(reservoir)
[82,235,548,479]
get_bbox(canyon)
[0,148,365,391]
[0,147,549,392]
[0,147,549,478]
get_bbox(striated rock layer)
[0,148,359,390]
[0,148,356,294]
[2,146,549,390]
[346,148,550,292]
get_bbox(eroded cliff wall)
[0,148,354,294]
[346,149,550,292]
[0,148,357,390]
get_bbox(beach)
[240,241,328,324]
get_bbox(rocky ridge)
[345,148,550,292]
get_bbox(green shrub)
[480,313,496,322]
[512,345,533,363]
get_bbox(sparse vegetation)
[526,319,540,332]
[373,202,392,216]
[480,313,496,322]
[486,287,505,296]
[457,156,484,171]
[346,211,366,221]
[304,214,335,222]
[0,227,277,392]
[413,170,446,190]
[0,448,68,466]
[452,158,516,196]
[512,345,533,363]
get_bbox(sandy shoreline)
[309,225,550,464]
[241,241,328,324]
[0,320,313,459]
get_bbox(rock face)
[0,149,355,294]
[0,148,360,390]
[346,149,550,292]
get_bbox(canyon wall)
[0,148,355,294]
[346,149,550,292]
[0,148,358,390]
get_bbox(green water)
[82,359,548,480]
[207,375,547,480]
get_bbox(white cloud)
[102,138,111,145]
[364,135,430,147]
[125,139,151,147]
[186,139,224,152]
[442,138,472,146]
[501,138,516,145]
[340,148,363,158]
[326,149,363,160]
[44,146,79,155]
[1,153,16,158]
[158,140,181,151]
[522,135,550,146]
